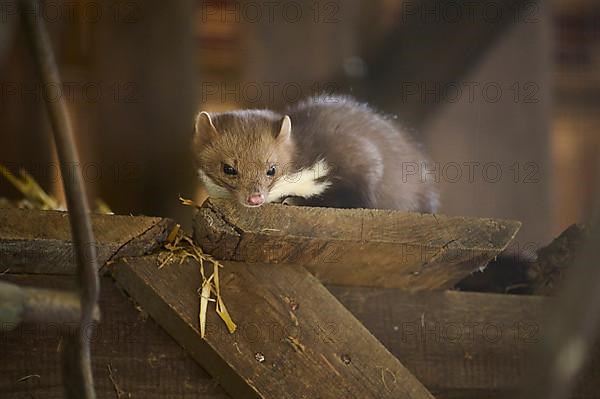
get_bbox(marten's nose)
[247,193,264,206]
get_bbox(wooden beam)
[328,286,600,399]
[193,198,521,291]
[332,286,540,398]
[0,274,230,399]
[0,208,174,274]
[4,273,599,398]
[0,205,521,291]
[108,255,435,399]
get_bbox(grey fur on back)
[285,95,438,212]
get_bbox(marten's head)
[193,110,295,207]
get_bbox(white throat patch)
[197,169,231,198]
[267,159,331,202]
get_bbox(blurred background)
[0,0,598,252]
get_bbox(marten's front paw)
[281,196,307,206]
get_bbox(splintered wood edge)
[106,218,176,264]
[192,204,241,259]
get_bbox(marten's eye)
[223,164,237,176]
[266,165,276,177]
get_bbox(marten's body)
[193,95,438,212]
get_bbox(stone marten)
[193,95,438,212]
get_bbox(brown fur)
[193,110,295,205]
[193,95,438,212]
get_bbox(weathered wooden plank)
[0,209,174,274]
[194,198,521,291]
[5,274,598,398]
[108,255,435,399]
[0,274,230,399]
[328,285,600,399]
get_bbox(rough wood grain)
[108,255,435,399]
[0,209,174,274]
[194,199,521,291]
[4,274,599,399]
[0,274,230,399]
[328,286,600,399]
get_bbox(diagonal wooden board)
[108,255,436,399]
[194,199,521,291]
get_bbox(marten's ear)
[276,115,291,143]
[194,111,219,144]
